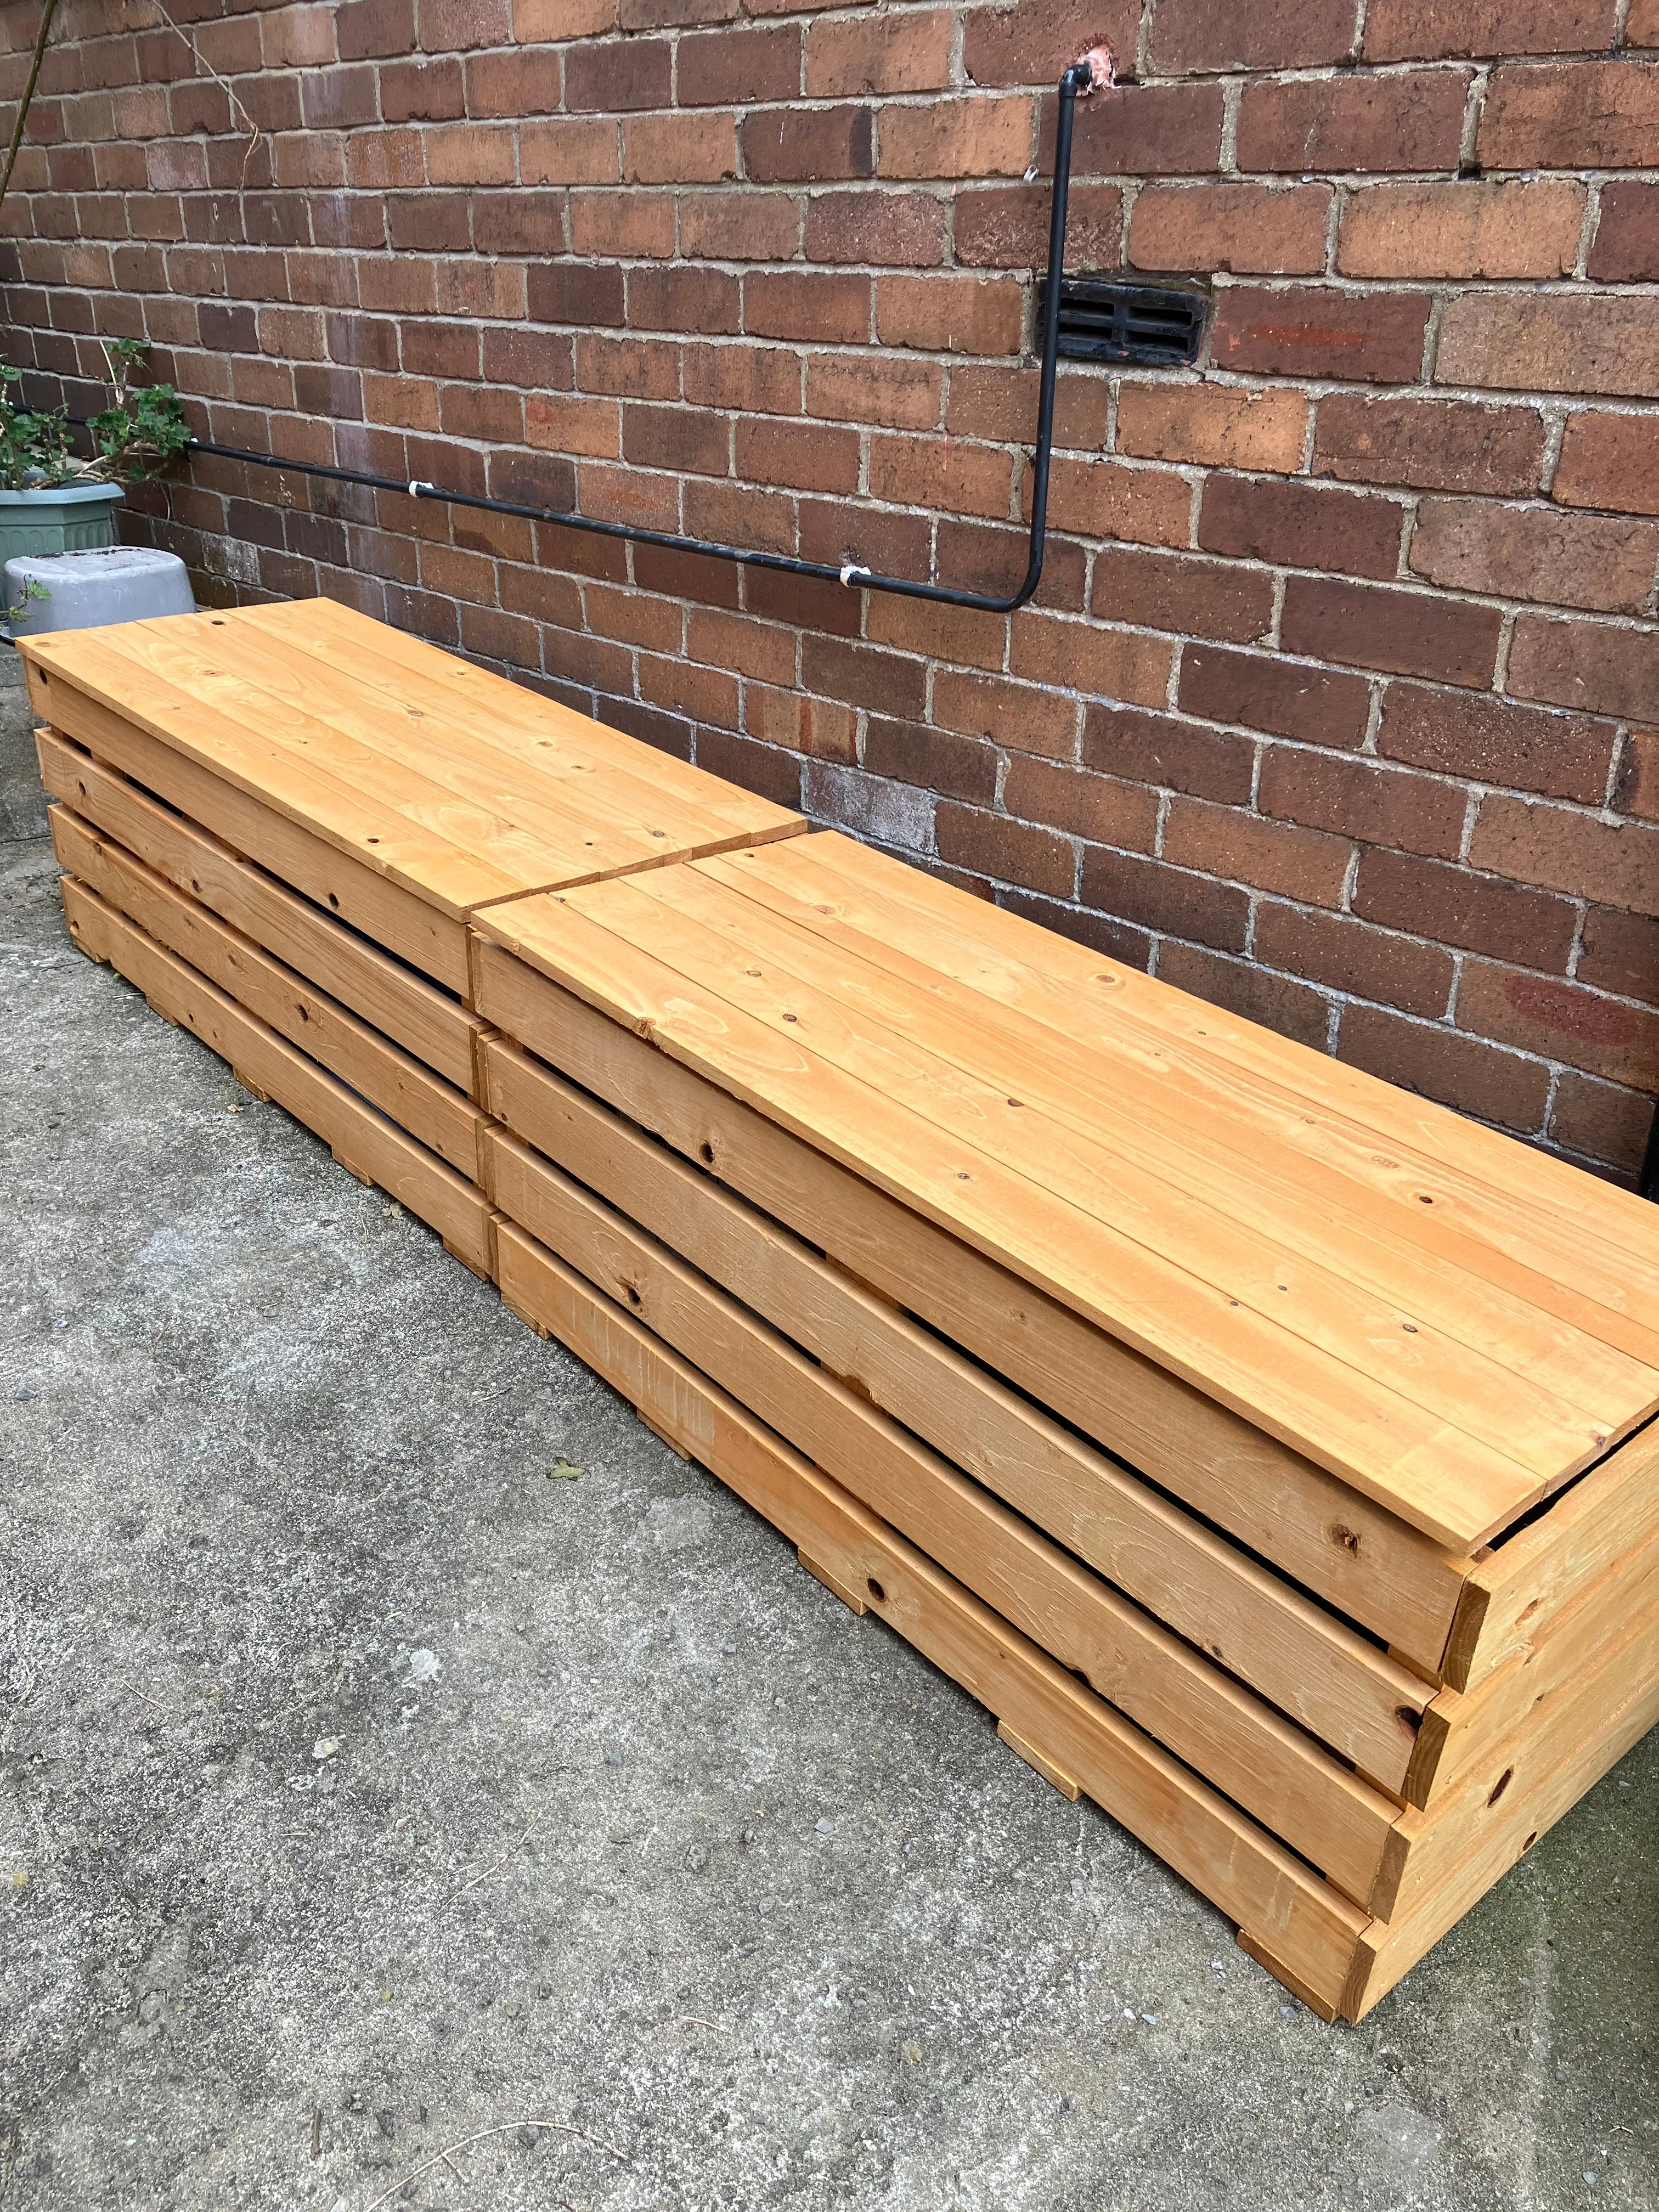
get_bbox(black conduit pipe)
[181,57,1104,616]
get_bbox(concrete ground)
[1,648,1655,2212]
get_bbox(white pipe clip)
[839,562,873,588]
[408,478,436,496]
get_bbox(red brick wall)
[5,0,1657,1183]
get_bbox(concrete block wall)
[3,0,1656,1181]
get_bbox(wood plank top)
[477,830,1659,1552]
[18,599,804,920]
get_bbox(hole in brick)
[866,1577,885,1603]
[1488,1768,1514,1807]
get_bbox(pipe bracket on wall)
[185,57,1107,618]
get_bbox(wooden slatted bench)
[470,829,1659,2022]
[23,603,1657,2024]
[20,601,804,1268]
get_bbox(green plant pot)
[0,483,123,562]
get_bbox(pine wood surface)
[51,806,489,1181]
[494,1218,1375,2021]
[476,833,1659,1550]
[19,600,803,922]
[484,1122,1409,1903]
[36,729,487,1093]
[60,876,496,1276]
[473,949,1471,1671]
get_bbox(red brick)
[624,112,737,186]
[1479,59,1659,170]
[736,416,860,494]
[1178,645,1372,748]
[1338,180,1587,281]
[867,595,1008,674]
[805,8,953,95]
[1081,847,1251,951]
[1199,476,1404,580]
[425,123,516,187]
[744,686,857,763]
[933,668,1080,757]
[953,184,1122,268]
[1409,500,1659,616]
[1337,1004,1551,1133]
[629,266,741,336]
[1377,684,1615,804]
[1011,614,1171,704]
[1004,889,1152,970]
[1313,396,1545,496]
[1469,793,1659,916]
[876,274,1022,355]
[801,500,932,580]
[1549,1074,1654,1178]
[686,606,797,687]
[684,477,797,556]
[620,0,738,26]
[881,97,1037,182]
[1003,757,1161,850]
[865,716,999,805]
[623,400,728,476]
[516,0,611,25]
[741,105,874,184]
[1553,411,1659,520]
[1115,383,1307,472]
[1588,183,1659,283]
[807,351,941,430]
[1457,962,1659,1088]
[1149,0,1360,72]
[963,0,1141,87]
[338,0,417,60]
[577,458,680,531]
[639,652,740,730]
[1092,545,1274,644]
[684,341,800,415]
[745,270,869,345]
[417,0,509,50]
[1212,287,1430,384]
[570,191,675,259]
[578,331,681,399]
[1634,0,1659,42]
[564,36,670,112]
[1164,797,1350,905]
[526,392,619,460]
[381,57,464,122]
[469,191,560,257]
[1082,704,1256,802]
[1128,184,1331,277]
[1281,577,1502,689]
[1363,0,1617,60]
[1238,70,1470,174]
[867,431,1014,520]
[938,803,1077,899]
[1436,294,1659,400]
[520,118,619,187]
[585,582,684,653]
[802,635,927,719]
[528,263,624,328]
[1155,942,1333,1048]
[1256,905,1454,1017]
[1065,82,1226,177]
[1045,457,1193,549]
[803,190,948,268]
[1260,749,1468,857]
[677,24,800,106]
[465,47,560,118]
[600,695,694,761]
[1353,849,1578,969]
[1578,906,1659,1007]
[1506,618,1659,725]
[1617,728,1659,821]
[949,365,1108,449]
[699,727,803,808]
[680,190,800,262]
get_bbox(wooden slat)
[482,1043,1431,1801]
[232,597,806,875]
[61,878,495,1276]
[713,839,1659,1421]
[52,807,488,1181]
[475,876,1558,1550]
[29,696,469,990]
[805,832,1659,1309]
[495,1219,1374,2018]
[36,730,484,1093]
[1441,1419,1659,1692]
[1347,1592,1659,2018]
[1412,1533,1659,1807]
[471,941,1471,1670]
[20,630,519,918]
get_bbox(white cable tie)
[839,562,872,587]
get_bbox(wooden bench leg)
[798,1550,867,1616]
[997,1719,1081,1801]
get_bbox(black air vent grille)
[1040,279,1208,367]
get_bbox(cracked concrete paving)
[1,645,1655,2212]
